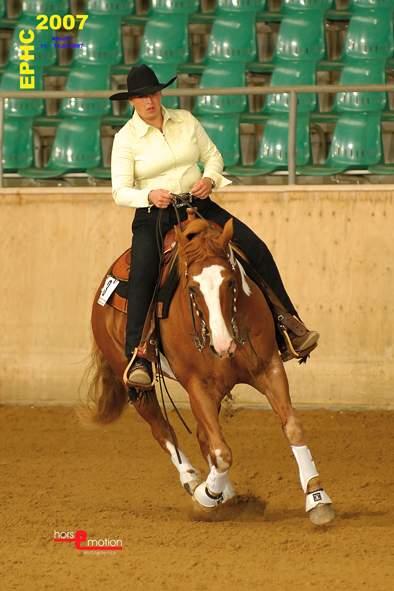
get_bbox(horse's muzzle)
[211,339,237,359]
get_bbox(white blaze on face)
[193,264,233,356]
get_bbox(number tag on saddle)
[97,275,120,306]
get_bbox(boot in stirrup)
[123,350,154,390]
[277,313,320,362]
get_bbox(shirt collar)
[130,105,175,138]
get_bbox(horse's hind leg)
[133,392,200,495]
[252,352,335,525]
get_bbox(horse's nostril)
[210,345,219,357]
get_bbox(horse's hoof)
[309,503,336,526]
[193,482,223,509]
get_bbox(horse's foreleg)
[196,422,236,503]
[253,352,335,525]
[188,381,235,508]
[134,393,200,495]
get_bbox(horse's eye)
[228,279,236,290]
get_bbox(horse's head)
[175,217,247,358]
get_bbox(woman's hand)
[190,177,214,199]
[148,189,172,208]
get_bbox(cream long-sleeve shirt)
[111,106,232,209]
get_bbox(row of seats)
[3,57,392,119]
[2,0,393,118]
[3,110,393,178]
[2,0,392,18]
[1,0,394,179]
[2,1,394,69]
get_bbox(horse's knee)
[210,445,232,472]
[196,424,208,445]
[283,414,305,446]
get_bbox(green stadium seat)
[197,114,240,167]
[344,9,394,60]
[368,162,394,174]
[2,117,34,171]
[334,58,387,113]
[282,0,332,11]
[22,0,69,15]
[151,0,198,14]
[264,60,316,114]
[206,14,257,63]
[350,0,394,10]
[125,103,134,118]
[145,62,179,108]
[74,15,123,65]
[227,113,311,176]
[298,113,382,175]
[274,11,326,61]
[217,0,266,13]
[8,17,57,67]
[140,15,189,64]
[19,118,101,178]
[0,63,44,117]
[60,64,111,117]
[86,0,135,15]
[0,0,5,16]
[87,161,111,179]
[194,62,247,114]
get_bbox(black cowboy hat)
[109,64,177,101]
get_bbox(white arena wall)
[1,185,393,409]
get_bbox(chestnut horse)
[86,216,335,525]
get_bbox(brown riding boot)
[277,313,320,362]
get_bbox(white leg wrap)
[193,462,236,508]
[291,445,319,493]
[306,489,333,512]
[206,465,229,494]
[165,441,200,491]
[207,456,236,502]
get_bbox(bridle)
[157,192,247,354]
[183,236,247,354]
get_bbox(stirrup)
[280,327,318,360]
[278,315,319,362]
[123,348,155,390]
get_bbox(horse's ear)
[220,218,233,249]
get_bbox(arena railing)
[1,83,394,188]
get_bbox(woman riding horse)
[109,65,319,390]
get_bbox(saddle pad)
[107,250,179,318]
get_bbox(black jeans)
[126,197,297,357]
